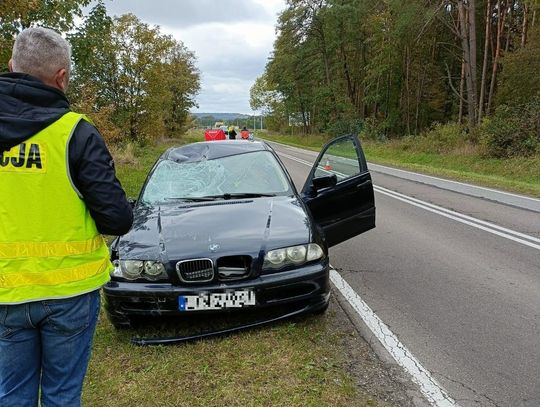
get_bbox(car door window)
[313,136,362,182]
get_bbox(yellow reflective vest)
[0,112,111,304]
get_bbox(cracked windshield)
[1,1,539,407]
[142,151,291,203]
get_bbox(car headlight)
[306,243,324,261]
[263,243,324,269]
[144,261,166,277]
[112,260,167,280]
[286,246,307,263]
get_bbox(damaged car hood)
[116,196,312,261]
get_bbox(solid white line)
[277,150,540,250]
[330,269,459,407]
[374,187,540,251]
[267,139,540,203]
[374,185,540,245]
[278,141,460,405]
[369,163,540,203]
[277,151,314,166]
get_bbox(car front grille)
[176,259,214,283]
[217,256,251,280]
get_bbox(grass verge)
[258,132,540,198]
[83,132,379,407]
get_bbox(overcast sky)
[96,0,286,114]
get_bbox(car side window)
[314,136,363,182]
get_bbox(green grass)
[83,132,379,407]
[259,132,540,198]
[84,311,371,407]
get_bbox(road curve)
[267,140,540,407]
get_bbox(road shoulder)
[327,293,430,407]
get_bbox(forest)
[251,0,540,158]
[0,0,201,144]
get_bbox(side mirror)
[312,174,337,192]
[128,198,137,208]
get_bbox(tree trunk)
[405,46,411,135]
[505,0,514,53]
[458,0,476,127]
[521,3,529,47]
[468,0,478,116]
[340,39,356,108]
[459,59,465,124]
[478,0,491,122]
[487,0,507,113]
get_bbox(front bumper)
[103,261,330,326]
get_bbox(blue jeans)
[0,290,100,407]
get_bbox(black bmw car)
[105,135,375,339]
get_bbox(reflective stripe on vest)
[0,112,111,304]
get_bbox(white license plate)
[178,290,256,311]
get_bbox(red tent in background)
[204,129,226,141]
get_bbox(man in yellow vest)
[0,27,133,406]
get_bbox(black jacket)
[0,73,133,235]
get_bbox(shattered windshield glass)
[141,151,292,204]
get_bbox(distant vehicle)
[105,135,376,343]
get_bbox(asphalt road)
[267,140,540,407]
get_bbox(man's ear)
[54,68,68,92]
[8,59,13,72]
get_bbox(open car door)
[301,134,375,247]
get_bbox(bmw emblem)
[208,244,220,253]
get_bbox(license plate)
[178,290,256,311]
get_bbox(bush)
[415,122,467,154]
[480,97,540,158]
[497,27,540,107]
[326,117,364,136]
[359,118,388,141]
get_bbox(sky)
[96,0,286,114]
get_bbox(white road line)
[279,146,460,406]
[375,185,540,245]
[277,151,314,166]
[330,269,459,407]
[277,150,540,250]
[375,187,540,251]
[267,139,540,211]
[369,163,540,203]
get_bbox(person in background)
[0,27,133,407]
[228,125,237,140]
[240,126,250,140]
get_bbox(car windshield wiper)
[165,196,218,202]
[205,193,277,199]
[166,193,276,202]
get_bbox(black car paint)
[104,138,375,336]
[301,135,376,247]
[114,196,318,276]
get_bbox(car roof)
[161,140,272,163]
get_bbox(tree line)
[251,0,540,157]
[0,0,200,144]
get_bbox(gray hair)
[11,27,71,81]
